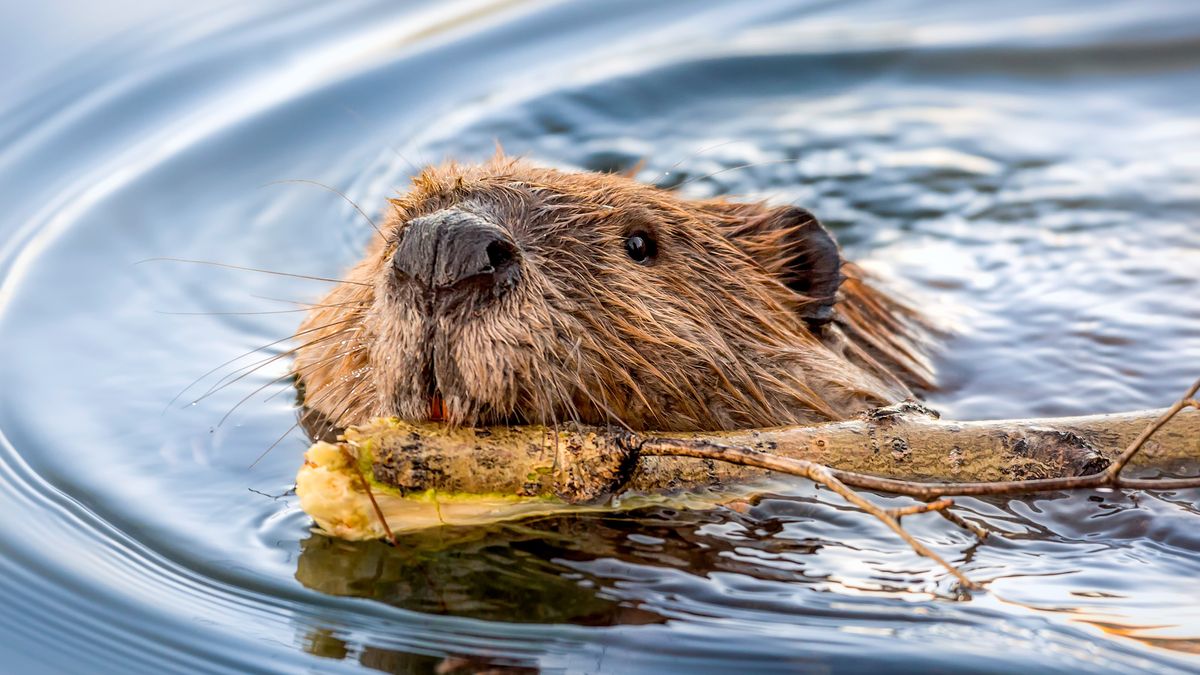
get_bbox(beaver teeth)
[429,392,446,421]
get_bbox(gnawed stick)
[296,379,1200,588]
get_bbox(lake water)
[1,1,1199,672]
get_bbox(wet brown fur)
[293,156,933,434]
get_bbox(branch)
[633,437,979,587]
[295,377,1200,590]
[628,377,1199,586]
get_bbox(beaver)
[292,156,933,436]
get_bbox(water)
[1,1,1199,672]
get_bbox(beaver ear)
[716,204,843,325]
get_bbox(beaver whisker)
[156,306,349,316]
[201,329,361,401]
[220,369,306,427]
[249,417,305,469]
[288,357,372,446]
[529,315,588,429]
[559,337,594,424]
[566,343,637,432]
[336,103,424,177]
[649,139,741,186]
[249,293,372,309]
[562,284,691,409]
[264,179,384,240]
[170,318,361,411]
[673,157,801,190]
[575,381,631,432]
[526,347,578,429]
[516,347,550,427]
[265,351,368,407]
[577,331,664,424]
[219,344,362,426]
[251,362,374,467]
[290,343,367,382]
[555,371,586,429]
[192,322,362,405]
[304,373,373,444]
[139,257,371,287]
[263,379,303,405]
[159,297,369,317]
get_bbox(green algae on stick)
[296,419,642,540]
[295,418,784,540]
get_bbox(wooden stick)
[297,378,1200,590]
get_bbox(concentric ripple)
[1,1,1198,672]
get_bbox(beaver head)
[293,157,932,435]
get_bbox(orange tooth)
[430,392,446,421]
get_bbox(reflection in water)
[295,524,666,625]
[303,626,540,675]
[0,0,1199,672]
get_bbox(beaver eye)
[624,231,657,263]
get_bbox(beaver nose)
[393,208,519,292]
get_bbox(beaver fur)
[293,156,933,434]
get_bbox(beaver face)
[294,158,931,435]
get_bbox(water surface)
[1,1,1199,672]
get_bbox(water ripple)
[1,0,1199,672]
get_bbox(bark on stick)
[295,404,1199,542]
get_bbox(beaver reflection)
[293,157,932,439]
[293,505,833,622]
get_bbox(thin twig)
[1105,379,1200,478]
[635,439,979,588]
[888,499,953,518]
[936,508,990,541]
[341,447,398,547]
